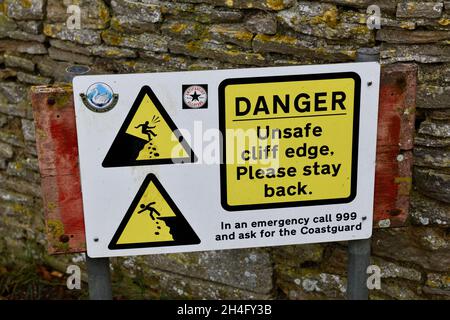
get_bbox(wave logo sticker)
[80,82,118,113]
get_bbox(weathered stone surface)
[0,141,13,160]
[34,56,72,82]
[137,52,189,70]
[17,21,42,35]
[21,119,35,142]
[0,68,17,80]
[397,2,444,19]
[212,0,295,11]
[45,0,66,23]
[16,71,52,85]
[208,24,253,48]
[266,53,318,66]
[277,268,347,299]
[0,130,24,147]
[322,0,399,13]
[0,81,28,104]
[272,244,324,267]
[0,174,41,198]
[0,40,47,54]
[161,20,206,40]
[151,268,271,299]
[0,188,33,205]
[110,15,158,33]
[170,39,266,65]
[43,23,101,45]
[49,39,91,56]
[192,4,244,23]
[426,273,450,292]
[252,34,356,61]
[5,0,44,20]
[372,227,450,271]
[160,2,195,16]
[428,109,450,121]
[145,249,273,294]
[0,102,30,118]
[102,30,168,52]
[4,53,35,72]
[277,2,374,44]
[48,47,94,65]
[381,44,450,64]
[414,146,449,168]
[377,29,450,44]
[0,14,17,37]
[245,12,277,35]
[375,279,423,300]
[410,191,450,226]
[110,0,162,23]
[89,45,137,59]
[414,15,450,31]
[0,114,7,127]
[372,257,422,282]
[6,161,40,182]
[414,134,450,147]
[418,63,450,84]
[418,120,450,138]
[414,167,450,203]
[6,30,46,43]
[110,256,271,299]
[186,58,234,71]
[418,85,450,109]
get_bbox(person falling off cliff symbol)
[137,201,161,220]
[137,201,163,235]
[135,115,160,141]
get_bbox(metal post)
[346,47,380,300]
[86,256,113,300]
[65,65,113,300]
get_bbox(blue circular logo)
[81,82,118,112]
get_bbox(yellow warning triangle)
[109,174,200,250]
[103,86,196,167]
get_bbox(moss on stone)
[438,18,450,26]
[266,0,285,11]
[102,30,124,46]
[20,0,33,9]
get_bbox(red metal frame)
[30,64,417,254]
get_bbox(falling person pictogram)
[109,174,201,250]
[137,201,163,235]
[102,86,195,167]
[135,115,161,159]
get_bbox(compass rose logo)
[182,85,208,109]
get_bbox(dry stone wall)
[0,0,449,299]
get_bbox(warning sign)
[103,86,196,167]
[219,73,360,211]
[109,173,200,250]
[73,62,380,258]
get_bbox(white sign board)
[73,62,380,258]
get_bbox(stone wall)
[0,0,449,300]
